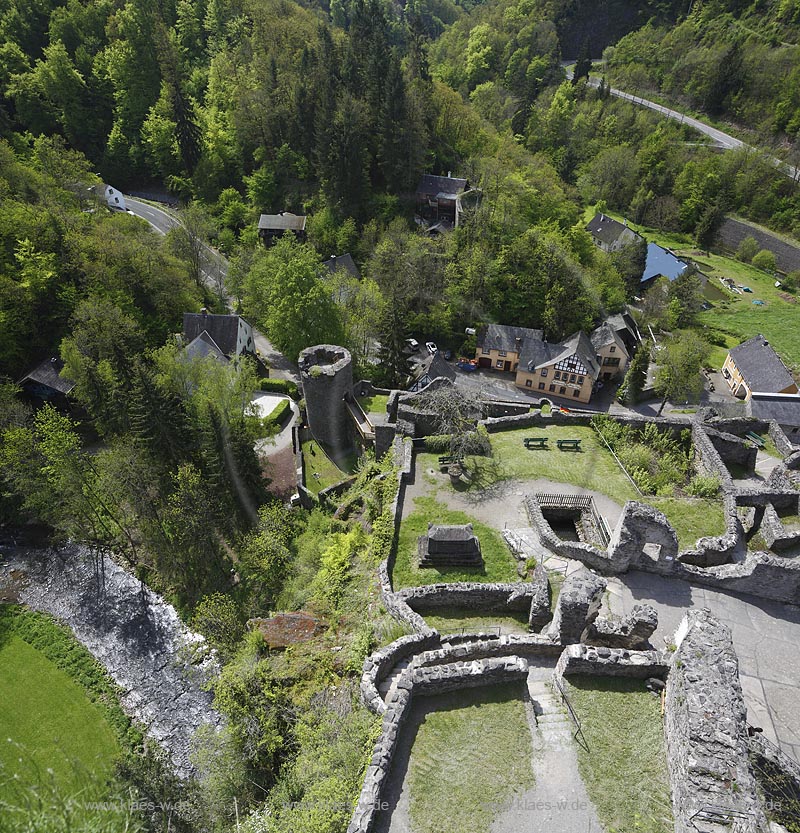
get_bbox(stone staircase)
[378,656,412,703]
[527,676,575,753]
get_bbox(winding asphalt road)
[565,67,800,182]
[125,197,299,381]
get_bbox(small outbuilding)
[258,212,307,246]
[418,523,483,568]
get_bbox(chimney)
[448,170,452,178]
[515,337,522,351]
[600,214,605,222]
[201,307,208,318]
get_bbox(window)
[577,376,584,385]
[554,371,561,380]
[573,389,580,397]
[541,368,548,377]
[498,350,507,357]
[482,348,490,354]
[525,379,532,388]
[610,345,616,353]
[603,357,621,367]
[559,386,566,395]
[495,359,504,368]
[538,382,545,390]
[549,384,555,392]
[569,374,576,383]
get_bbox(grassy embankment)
[0,606,139,826]
[568,675,674,833]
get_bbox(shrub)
[424,434,452,453]
[687,474,720,497]
[260,377,299,398]
[752,249,777,272]
[736,236,759,263]
[264,398,291,426]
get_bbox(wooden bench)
[557,439,582,451]
[745,431,765,448]
[439,455,460,466]
[523,437,548,449]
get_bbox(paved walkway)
[491,668,602,833]
[605,569,800,764]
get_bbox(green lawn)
[422,426,640,506]
[421,607,530,635]
[358,393,389,415]
[393,496,518,588]
[301,438,356,494]
[568,676,674,833]
[407,683,534,833]
[0,635,120,797]
[416,427,726,550]
[648,497,726,549]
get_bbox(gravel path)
[0,545,224,777]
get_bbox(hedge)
[264,398,291,426]
[260,378,299,398]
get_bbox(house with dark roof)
[321,253,360,279]
[722,335,798,400]
[416,174,469,227]
[590,321,631,381]
[408,351,456,393]
[641,243,689,287]
[585,213,642,253]
[515,331,601,403]
[258,212,307,246]
[18,356,75,405]
[182,310,256,362]
[475,323,604,403]
[475,324,544,373]
[604,310,641,355]
[747,392,800,441]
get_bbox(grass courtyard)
[393,496,518,588]
[406,683,534,833]
[416,427,726,550]
[421,606,530,635]
[358,393,390,415]
[568,676,674,833]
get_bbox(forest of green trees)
[1,0,800,830]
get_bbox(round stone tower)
[299,344,353,460]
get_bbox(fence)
[534,494,612,548]
[553,675,589,752]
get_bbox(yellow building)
[722,334,798,400]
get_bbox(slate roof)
[416,174,468,199]
[477,324,544,354]
[18,356,75,395]
[184,331,229,364]
[728,335,796,393]
[642,243,688,283]
[748,392,800,428]
[409,351,456,388]
[519,338,561,369]
[321,253,360,279]
[183,312,246,357]
[606,310,641,349]
[591,321,628,355]
[585,213,641,247]
[257,212,306,231]
[522,331,600,378]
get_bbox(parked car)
[443,349,453,361]
[456,358,478,372]
[425,341,438,355]
[405,338,420,352]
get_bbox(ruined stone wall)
[347,656,529,833]
[679,493,744,567]
[770,420,799,456]
[705,426,757,469]
[397,581,537,612]
[759,502,800,551]
[692,422,734,488]
[553,644,669,681]
[664,610,767,833]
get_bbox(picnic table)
[523,437,548,449]
[745,431,765,449]
[557,438,582,451]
